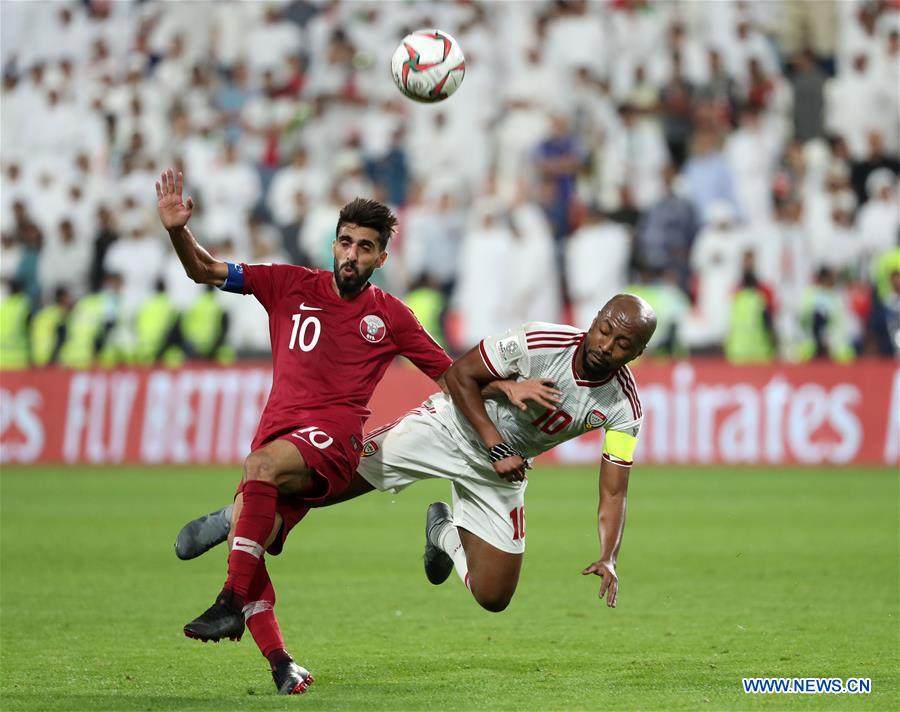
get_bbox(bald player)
[178,295,656,614]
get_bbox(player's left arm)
[582,429,638,608]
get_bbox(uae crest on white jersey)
[584,409,607,431]
[360,315,386,343]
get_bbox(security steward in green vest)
[625,268,689,357]
[59,272,123,369]
[30,286,73,367]
[798,267,855,362]
[404,276,447,348]
[0,278,31,370]
[873,247,900,302]
[725,253,776,364]
[135,278,182,366]
[180,285,233,363]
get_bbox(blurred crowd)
[1,0,899,371]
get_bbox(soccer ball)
[390,29,465,103]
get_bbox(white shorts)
[357,403,527,554]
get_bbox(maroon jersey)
[239,264,451,450]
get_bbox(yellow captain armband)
[602,430,638,467]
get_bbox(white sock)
[433,519,470,589]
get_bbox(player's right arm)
[156,169,228,286]
[444,346,529,483]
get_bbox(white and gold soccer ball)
[390,29,465,103]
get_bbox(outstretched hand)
[505,379,562,412]
[582,559,618,608]
[156,169,194,231]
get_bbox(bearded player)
[155,170,453,695]
[179,295,656,617]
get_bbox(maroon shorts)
[236,419,362,555]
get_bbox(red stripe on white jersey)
[615,370,639,420]
[365,405,427,441]
[527,339,582,350]
[620,366,642,417]
[365,417,405,442]
[525,329,584,338]
[479,340,503,378]
[525,335,583,344]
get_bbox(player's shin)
[224,480,278,605]
[434,521,471,589]
[244,560,289,663]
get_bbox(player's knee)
[476,594,512,613]
[243,450,278,483]
[471,586,514,613]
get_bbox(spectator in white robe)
[825,52,894,160]
[299,184,342,271]
[751,198,816,355]
[726,106,779,225]
[203,143,262,246]
[509,187,562,325]
[543,0,609,78]
[400,186,463,293]
[453,199,515,349]
[240,5,303,82]
[267,148,326,229]
[565,205,631,329]
[683,202,748,350]
[813,190,863,274]
[857,169,900,269]
[717,15,780,85]
[601,103,669,211]
[102,218,166,318]
[38,218,91,301]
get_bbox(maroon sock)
[244,561,288,661]
[225,480,278,599]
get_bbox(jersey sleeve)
[478,325,531,379]
[240,263,303,312]
[391,299,453,379]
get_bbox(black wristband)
[488,442,522,463]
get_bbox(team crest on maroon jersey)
[362,440,379,457]
[584,409,607,430]
[360,315,386,343]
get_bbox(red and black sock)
[243,557,290,663]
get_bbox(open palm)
[156,169,194,230]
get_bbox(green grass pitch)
[1,465,897,711]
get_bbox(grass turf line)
[1,465,897,710]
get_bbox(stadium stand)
[1,0,898,367]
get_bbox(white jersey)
[434,322,643,467]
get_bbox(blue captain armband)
[218,261,245,293]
